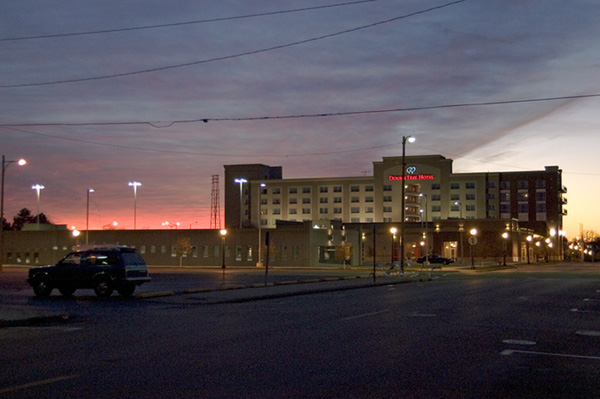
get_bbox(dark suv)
[27,246,151,298]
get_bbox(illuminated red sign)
[388,174,435,181]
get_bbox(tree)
[11,208,52,231]
[174,237,194,267]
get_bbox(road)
[1,264,600,398]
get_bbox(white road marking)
[570,308,600,313]
[341,310,389,321]
[500,349,600,361]
[406,313,437,317]
[576,330,600,337]
[0,374,81,394]
[502,339,536,345]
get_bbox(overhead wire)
[0,0,379,42]
[0,0,468,88]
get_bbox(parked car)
[27,246,151,298]
[417,254,454,265]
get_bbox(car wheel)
[93,276,114,297]
[33,276,53,297]
[59,286,76,297]
[117,283,136,298]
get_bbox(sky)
[1,0,599,237]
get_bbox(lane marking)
[406,313,437,317]
[502,339,536,345]
[576,330,600,337]
[0,374,81,394]
[341,310,389,321]
[571,308,600,314]
[500,349,600,361]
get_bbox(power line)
[2,92,599,128]
[0,0,379,42]
[0,0,468,89]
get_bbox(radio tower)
[210,175,221,229]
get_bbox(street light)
[501,232,509,266]
[400,135,416,275]
[86,188,94,245]
[31,184,45,229]
[390,227,397,263]
[420,193,428,264]
[1,156,27,269]
[220,229,228,277]
[128,181,141,230]
[469,228,478,269]
[455,201,464,264]
[234,178,247,228]
[257,183,266,267]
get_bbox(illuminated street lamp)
[455,201,464,264]
[86,188,94,245]
[469,228,478,269]
[390,227,397,263]
[220,229,228,277]
[257,183,266,267]
[31,184,45,229]
[501,232,509,266]
[420,193,428,264]
[1,156,27,269]
[234,178,247,228]
[400,135,416,275]
[128,181,141,230]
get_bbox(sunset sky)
[1,0,599,237]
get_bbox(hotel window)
[431,194,441,201]
[450,204,460,212]
[487,193,496,200]
[289,187,298,194]
[333,197,342,203]
[536,203,546,212]
[351,196,360,203]
[487,204,496,211]
[365,185,374,192]
[536,180,546,189]
[536,191,546,202]
[273,187,281,194]
[431,183,441,190]
[466,193,476,200]
[319,208,328,214]
[517,192,529,201]
[319,197,328,203]
[519,203,529,214]
[383,195,392,202]
[302,187,311,194]
[466,205,476,211]
[302,198,311,204]
[501,204,510,213]
[518,181,529,189]
[366,218,374,223]
[466,182,476,189]
[289,208,297,214]
[365,207,374,213]
[487,182,496,189]
[383,185,392,192]
[303,208,311,213]
[333,186,342,192]
[261,198,268,205]
[500,192,510,202]
[351,185,360,192]
[273,209,281,215]
[500,181,510,189]
[450,194,459,201]
[351,207,360,213]
[272,198,281,205]
[432,205,441,212]
[365,196,374,203]
[289,198,297,204]
[333,207,342,214]
[319,186,328,193]
[383,206,392,213]
[450,182,460,190]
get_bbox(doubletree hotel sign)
[388,166,435,181]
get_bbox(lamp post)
[234,178,247,228]
[420,193,428,263]
[128,181,141,230]
[469,228,478,269]
[257,183,265,267]
[455,201,464,264]
[220,229,227,278]
[502,232,509,266]
[526,235,532,264]
[31,184,45,229]
[86,188,94,245]
[390,227,397,263]
[1,156,27,269]
[400,135,415,275]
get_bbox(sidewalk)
[1,272,433,328]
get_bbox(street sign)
[468,236,478,246]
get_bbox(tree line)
[1,208,52,231]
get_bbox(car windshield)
[121,252,146,266]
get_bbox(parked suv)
[27,246,151,298]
